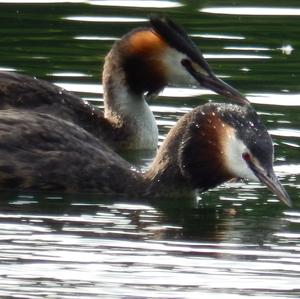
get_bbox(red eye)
[242,152,251,161]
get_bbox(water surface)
[0,1,299,298]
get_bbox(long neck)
[102,50,158,150]
[143,114,195,198]
[143,106,235,198]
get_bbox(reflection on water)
[205,53,271,59]
[201,7,300,16]
[0,1,299,298]
[249,93,300,106]
[90,0,183,8]
[74,35,118,41]
[64,16,147,22]
[0,194,299,298]
[191,33,245,40]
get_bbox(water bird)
[0,17,248,150]
[0,102,290,207]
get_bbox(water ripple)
[90,0,183,8]
[64,16,147,23]
[201,7,300,16]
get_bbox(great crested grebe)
[0,103,290,207]
[0,17,248,150]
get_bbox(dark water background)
[0,1,299,298]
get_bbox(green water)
[0,1,299,298]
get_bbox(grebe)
[0,17,248,150]
[0,103,290,206]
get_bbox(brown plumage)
[0,103,290,206]
[0,17,248,150]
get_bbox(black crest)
[149,16,212,75]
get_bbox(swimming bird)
[0,17,248,150]
[0,103,290,207]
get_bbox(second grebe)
[0,17,248,150]
[0,103,290,206]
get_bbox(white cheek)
[223,129,258,182]
[162,48,198,86]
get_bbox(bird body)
[0,17,248,150]
[0,109,140,193]
[0,17,289,206]
[0,103,290,206]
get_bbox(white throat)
[222,127,258,182]
[104,84,158,150]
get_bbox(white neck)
[104,82,158,150]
